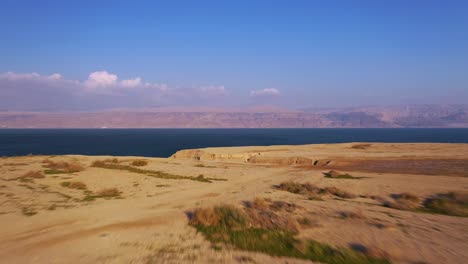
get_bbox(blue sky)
[1,0,467,111]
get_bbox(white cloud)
[85,71,118,88]
[0,72,62,81]
[250,88,280,96]
[48,73,62,80]
[121,77,142,88]
[0,70,229,110]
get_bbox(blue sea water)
[0,128,467,157]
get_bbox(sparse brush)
[61,181,87,190]
[190,200,390,264]
[190,205,248,229]
[339,210,365,219]
[350,243,392,260]
[276,182,321,195]
[131,160,148,166]
[244,197,268,210]
[91,160,107,167]
[43,160,84,173]
[189,207,222,226]
[91,159,224,183]
[323,187,357,199]
[383,193,420,210]
[276,181,357,199]
[97,188,121,197]
[423,192,468,217]
[269,201,297,212]
[351,143,372,150]
[245,206,300,232]
[21,171,45,179]
[297,217,319,228]
[22,207,37,216]
[323,170,363,179]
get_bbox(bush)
[97,188,121,197]
[383,193,420,210]
[276,181,357,199]
[61,181,87,190]
[21,171,45,179]
[324,171,363,179]
[276,182,321,195]
[190,205,248,229]
[339,210,365,219]
[423,192,468,217]
[190,200,390,264]
[43,160,84,173]
[323,187,357,199]
[351,143,372,150]
[131,160,148,166]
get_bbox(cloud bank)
[0,71,229,111]
[250,88,280,96]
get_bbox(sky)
[1,0,467,111]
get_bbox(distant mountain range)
[1,104,467,128]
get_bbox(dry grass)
[97,188,121,197]
[351,143,372,150]
[189,200,389,264]
[91,159,225,183]
[189,207,222,226]
[276,181,357,199]
[423,192,468,217]
[21,171,45,179]
[339,210,365,219]
[269,200,298,212]
[43,159,84,173]
[383,193,420,210]
[189,205,248,229]
[190,199,301,232]
[245,205,300,232]
[276,182,321,195]
[61,181,87,190]
[244,197,269,210]
[324,187,357,199]
[350,244,391,259]
[131,160,148,166]
[323,170,363,179]
[297,217,320,228]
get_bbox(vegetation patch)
[82,188,121,202]
[21,171,45,179]
[421,192,468,217]
[42,159,84,174]
[61,181,87,190]
[324,170,364,179]
[194,164,216,168]
[131,160,148,166]
[383,193,420,211]
[351,143,372,150]
[22,207,37,216]
[339,210,365,219]
[275,181,357,199]
[188,201,390,264]
[380,192,468,217]
[91,160,225,183]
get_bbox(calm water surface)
[1,129,467,157]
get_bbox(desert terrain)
[0,143,467,264]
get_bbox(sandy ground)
[0,143,467,264]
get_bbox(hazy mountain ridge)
[1,105,467,128]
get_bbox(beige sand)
[0,143,467,263]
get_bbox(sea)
[1,128,467,157]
